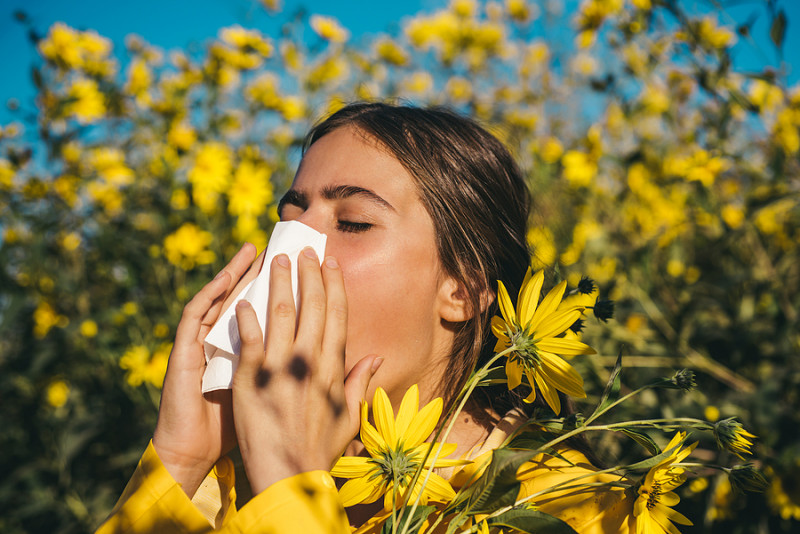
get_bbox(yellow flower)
[189,142,233,214]
[492,268,594,414]
[33,301,68,339]
[506,0,533,22]
[402,71,434,94]
[767,465,800,520]
[537,137,563,164]
[445,76,472,102]
[331,385,465,510]
[228,160,273,217]
[633,432,696,534]
[79,319,98,338]
[46,379,70,408]
[64,78,106,124]
[163,223,216,270]
[307,55,349,88]
[562,150,597,188]
[375,39,408,66]
[279,95,306,121]
[0,158,14,189]
[310,15,350,43]
[89,147,134,186]
[167,122,196,151]
[119,343,171,388]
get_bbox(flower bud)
[727,464,768,493]
[592,298,615,322]
[713,417,756,459]
[664,369,697,391]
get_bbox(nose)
[289,209,327,236]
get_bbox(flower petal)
[395,384,419,438]
[404,397,443,448]
[360,402,386,454]
[539,353,586,398]
[529,280,567,332]
[534,369,562,414]
[536,337,595,356]
[536,307,583,339]
[518,268,544,326]
[497,280,517,325]
[373,387,397,447]
[517,267,544,327]
[416,471,456,503]
[506,359,523,390]
[522,369,537,403]
[330,456,373,478]
[339,477,384,507]
[491,315,510,339]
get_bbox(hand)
[152,243,258,497]
[232,248,382,495]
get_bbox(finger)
[174,272,232,355]
[318,255,347,382]
[343,355,383,437]
[263,254,297,370]
[202,243,259,332]
[293,247,326,369]
[233,300,266,380]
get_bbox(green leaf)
[617,428,661,456]
[466,449,536,515]
[381,505,435,534]
[770,10,786,49]
[590,350,623,419]
[487,508,579,534]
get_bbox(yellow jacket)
[97,415,636,534]
[96,441,350,533]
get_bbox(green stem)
[399,348,512,534]
[584,383,656,425]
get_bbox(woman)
[97,103,633,533]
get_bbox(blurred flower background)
[0,0,799,532]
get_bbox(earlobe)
[438,278,493,323]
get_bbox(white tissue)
[202,221,327,392]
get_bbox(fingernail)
[302,247,318,260]
[237,300,251,310]
[371,357,384,374]
[275,254,290,268]
[325,256,338,269]
[214,270,226,280]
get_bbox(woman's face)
[278,126,456,405]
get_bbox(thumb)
[342,355,383,436]
[234,300,265,381]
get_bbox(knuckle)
[306,295,327,314]
[328,302,347,322]
[239,328,263,346]
[271,300,295,319]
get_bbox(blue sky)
[1,0,798,126]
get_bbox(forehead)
[293,126,418,202]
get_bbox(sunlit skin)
[278,125,460,409]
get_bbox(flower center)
[646,481,662,510]
[510,324,541,369]
[370,445,419,486]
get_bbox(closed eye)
[337,220,372,233]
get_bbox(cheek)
[335,238,441,371]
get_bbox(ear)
[437,278,493,323]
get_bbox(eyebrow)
[278,184,396,214]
